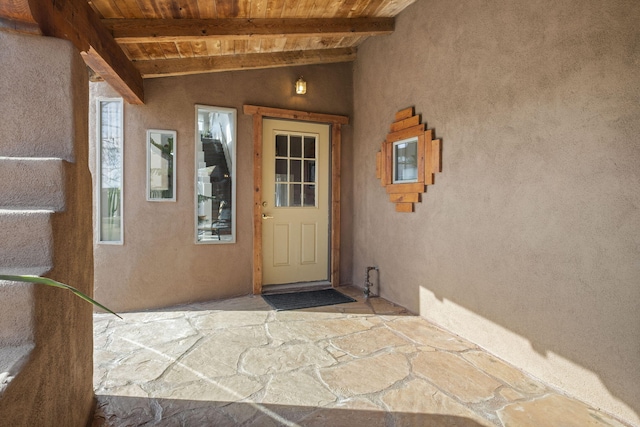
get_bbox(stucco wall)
[90,63,353,312]
[0,32,94,426]
[352,0,640,424]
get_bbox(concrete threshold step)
[0,209,53,273]
[0,157,65,211]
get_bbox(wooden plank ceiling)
[89,0,416,78]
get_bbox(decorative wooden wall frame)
[376,107,442,212]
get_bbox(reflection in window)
[393,137,418,183]
[97,98,123,243]
[196,106,236,243]
[274,133,317,207]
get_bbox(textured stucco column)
[0,30,94,426]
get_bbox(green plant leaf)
[0,275,122,319]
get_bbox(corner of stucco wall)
[0,32,94,426]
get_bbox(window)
[97,98,123,244]
[393,137,418,183]
[195,105,236,243]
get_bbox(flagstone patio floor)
[92,286,630,427]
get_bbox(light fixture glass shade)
[295,77,307,94]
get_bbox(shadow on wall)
[92,397,489,427]
[410,275,640,426]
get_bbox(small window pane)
[275,135,288,157]
[98,99,123,243]
[275,183,288,207]
[290,184,302,206]
[304,137,316,158]
[290,136,302,157]
[275,159,288,182]
[393,138,418,183]
[304,160,315,183]
[290,159,302,182]
[303,184,315,207]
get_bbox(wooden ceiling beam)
[0,0,144,104]
[136,47,357,78]
[103,17,394,43]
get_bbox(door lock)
[262,201,268,207]
[262,213,274,219]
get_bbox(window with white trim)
[97,98,124,244]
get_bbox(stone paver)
[92,287,633,427]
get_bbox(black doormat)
[262,288,356,311]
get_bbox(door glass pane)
[304,160,315,183]
[272,131,318,209]
[275,135,288,157]
[290,184,302,206]
[304,137,316,158]
[290,159,301,182]
[275,159,288,182]
[275,183,288,207]
[303,184,315,207]
[290,136,302,157]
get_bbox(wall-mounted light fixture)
[295,76,307,95]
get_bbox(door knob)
[262,213,274,219]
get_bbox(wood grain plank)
[105,17,394,43]
[196,0,218,18]
[390,114,419,132]
[416,132,425,184]
[252,113,263,294]
[331,123,342,287]
[137,47,357,77]
[424,133,433,185]
[395,202,413,213]
[175,41,194,57]
[220,39,235,55]
[114,0,145,18]
[394,106,414,121]
[335,0,359,18]
[243,105,349,124]
[389,193,420,203]
[216,0,240,18]
[386,124,425,143]
[135,0,162,18]
[205,39,222,55]
[384,140,392,186]
[385,182,425,194]
[127,42,152,60]
[309,0,331,17]
[280,0,298,17]
[379,142,387,186]
[140,42,166,59]
[250,0,267,17]
[300,0,318,17]
[265,0,285,18]
[432,138,442,173]
[158,42,181,59]
[191,40,209,56]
